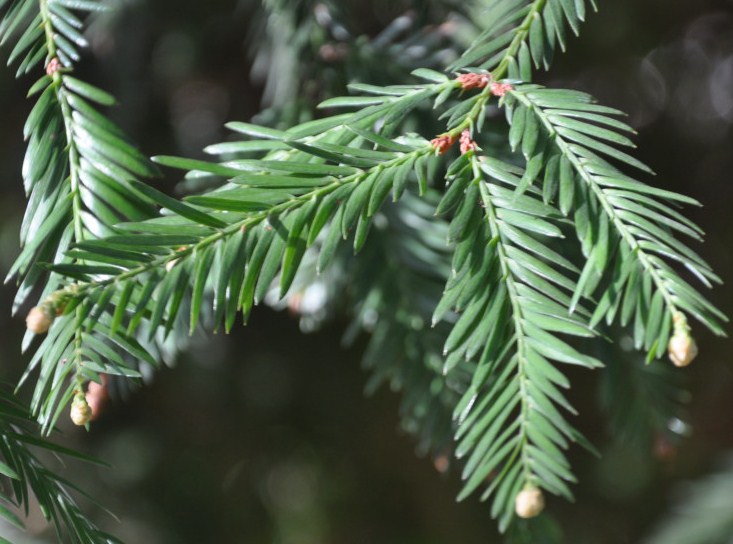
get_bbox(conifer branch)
[436,151,600,528]
[599,348,687,453]
[2,0,162,433]
[3,0,156,311]
[0,390,120,543]
[504,85,726,357]
[454,0,597,77]
[347,193,461,457]
[49,146,433,301]
[0,1,726,537]
[645,456,733,544]
[21,124,443,430]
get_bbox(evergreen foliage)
[0,391,119,543]
[645,457,733,544]
[0,0,727,540]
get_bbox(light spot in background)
[258,455,328,544]
[362,308,379,330]
[634,55,668,125]
[560,12,733,143]
[668,417,693,437]
[298,282,328,315]
[619,335,635,352]
[709,55,733,122]
[265,460,318,513]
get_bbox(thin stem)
[57,88,85,244]
[39,0,89,391]
[492,0,548,81]
[40,0,86,244]
[38,0,56,59]
[447,0,548,139]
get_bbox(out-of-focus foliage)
[0,388,119,543]
[645,457,733,544]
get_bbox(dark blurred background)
[1,1,733,542]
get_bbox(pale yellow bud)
[668,331,698,367]
[515,486,545,518]
[70,395,92,426]
[26,306,53,334]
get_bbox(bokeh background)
[1,0,733,542]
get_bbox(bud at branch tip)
[668,312,697,368]
[515,485,544,518]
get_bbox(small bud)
[456,72,490,90]
[46,58,61,77]
[430,134,456,155]
[668,312,698,367]
[668,330,698,367]
[490,82,514,97]
[26,306,53,334]
[515,486,545,518]
[70,393,92,426]
[459,129,479,155]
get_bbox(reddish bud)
[490,82,514,97]
[86,375,109,421]
[459,129,479,155]
[456,72,490,90]
[433,454,450,474]
[46,58,61,77]
[430,134,457,155]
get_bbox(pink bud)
[430,134,457,155]
[456,72,490,90]
[490,82,514,97]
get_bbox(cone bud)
[515,485,545,518]
[26,306,53,334]
[668,312,697,367]
[70,393,92,426]
[668,331,697,367]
